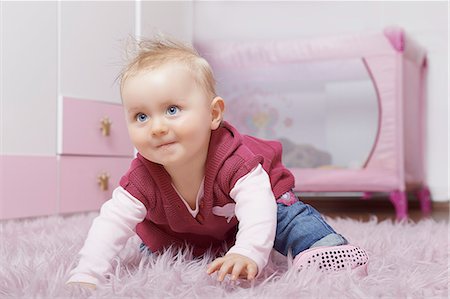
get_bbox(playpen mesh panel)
[196,30,427,192]
[212,58,379,170]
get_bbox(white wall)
[140,1,193,42]
[193,1,449,201]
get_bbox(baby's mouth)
[157,141,176,148]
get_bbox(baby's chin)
[138,153,158,163]
[139,154,176,167]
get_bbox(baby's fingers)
[230,262,246,281]
[207,255,258,282]
[246,264,258,281]
[206,258,224,275]
[217,260,234,282]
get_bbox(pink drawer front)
[59,156,132,214]
[0,156,57,219]
[61,97,133,156]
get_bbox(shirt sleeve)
[66,186,147,286]
[226,164,277,275]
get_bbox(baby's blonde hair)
[119,36,216,100]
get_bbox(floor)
[301,195,449,222]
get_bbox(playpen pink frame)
[196,27,431,220]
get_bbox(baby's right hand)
[66,281,96,290]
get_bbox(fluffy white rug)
[0,212,448,298]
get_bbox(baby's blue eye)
[136,113,148,123]
[166,106,179,116]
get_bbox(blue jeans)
[274,198,347,257]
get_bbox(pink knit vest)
[120,122,295,256]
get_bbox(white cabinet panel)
[60,2,135,104]
[1,2,58,155]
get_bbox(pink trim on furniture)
[417,59,428,182]
[195,32,396,70]
[0,156,57,219]
[361,192,373,200]
[383,26,405,52]
[362,55,401,185]
[383,26,426,65]
[395,53,406,192]
[59,155,132,214]
[361,57,383,169]
[403,60,425,185]
[389,190,408,220]
[292,168,401,192]
[61,97,133,157]
[415,187,432,215]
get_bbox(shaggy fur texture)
[0,212,448,298]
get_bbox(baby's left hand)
[206,253,258,282]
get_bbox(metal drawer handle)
[100,116,112,136]
[97,172,110,191]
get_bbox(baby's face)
[121,63,214,168]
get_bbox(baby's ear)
[210,97,225,130]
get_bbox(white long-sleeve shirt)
[67,164,277,285]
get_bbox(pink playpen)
[196,27,430,220]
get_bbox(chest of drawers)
[58,97,134,214]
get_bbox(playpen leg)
[414,186,432,216]
[389,191,408,220]
[361,192,373,200]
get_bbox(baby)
[67,37,368,288]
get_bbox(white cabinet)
[60,1,134,103]
[1,2,135,219]
[1,2,58,156]
[1,1,194,219]
[1,2,59,219]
